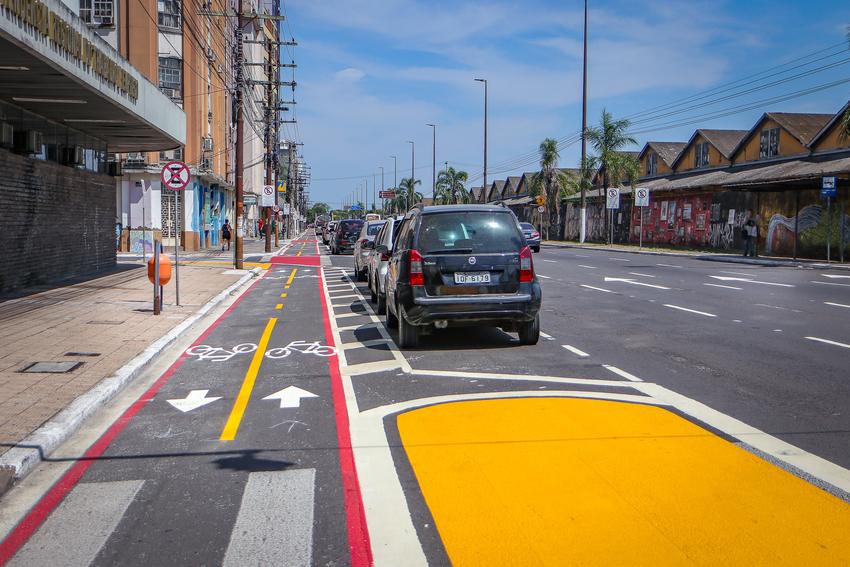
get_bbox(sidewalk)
[542,240,850,271]
[0,250,270,493]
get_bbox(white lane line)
[663,304,717,317]
[339,338,392,350]
[704,283,743,290]
[608,257,631,262]
[577,264,597,269]
[580,284,614,293]
[825,301,850,309]
[562,344,590,358]
[656,263,682,268]
[602,365,643,382]
[539,332,555,341]
[538,274,552,279]
[719,270,753,276]
[542,259,557,263]
[710,276,794,287]
[628,272,655,278]
[223,469,315,567]
[337,322,381,332]
[821,274,850,279]
[9,480,144,567]
[754,303,802,313]
[604,277,671,290]
[329,293,361,299]
[334,312,371,319]
[812,280,850,287]
[574,254,590,258]
[805,336,850,350]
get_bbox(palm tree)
[388,193,407,214]
[840,106,850,143]
[530,138,573,239]
[585,110,638,243]
[398,177,423,211]
[435,167,470,204]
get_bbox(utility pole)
[373,173,376,211]
[391,155,397,189]
[474,78,488,194]
[379,166,384,212]
[264,32,274,253]
[234,0,244,269]
[445,160,449,203]
[407,140,415,211]
[427,123,436,203]
[579,0,589,243]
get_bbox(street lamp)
[474,78,488,194]
[426,123,436,203]
[379,166,384,211]
[407,140,415,211]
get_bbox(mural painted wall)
[759,189,850,259]
[629,193,715,248]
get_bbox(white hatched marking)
[664,304,717,317]
[580,284,613,293]
[602,365,644,382]
[805,336,850,350]
[704,283,742,290]
[562,344,590,358]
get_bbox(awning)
[501,195,533,206]
[0,0,185,152]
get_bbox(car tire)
[369,278,378,302]
[518,313,540,345]
[533,246,540,253]
[386,297,398,328]
[376,291,386,315]
[397,305,419,348]
[358,266,367,282]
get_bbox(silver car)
[366,217,402,314]
[353,220,386,278]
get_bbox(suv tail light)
[409,249,424,286]
[380,250,391,261]
[519,246,534,283]
[531,231,540,239]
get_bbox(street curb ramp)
[0,267,262,496]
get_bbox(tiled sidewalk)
[0,262,253,459]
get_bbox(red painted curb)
[317,266,374,566]
[0,273,267,566]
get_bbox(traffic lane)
[4,266,352,566]
[539,273,850,471]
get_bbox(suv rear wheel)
[397,305,419,348]
[386,298,398,328]
[518,313,540,345]
[369,274,377,302]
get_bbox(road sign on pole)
[379,191,395,199]
[635,187,650,207]
[537,205,545,213]
[161,161,190,191]
[822,176,837,198]
[261,185,275,207]
[606,188,620,209]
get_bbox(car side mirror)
[364,241,375,249]
[375,244,388,254]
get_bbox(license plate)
[454,272,491,284]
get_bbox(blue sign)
[350,204,363,211]
[821,176,837,198]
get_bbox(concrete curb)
[542,242,850,271]
[0,267,262,493]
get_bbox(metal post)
[474,79,487,193]
[639,205,643,248]
[841,205,846,264]
[827,196,832,263]
[793,190,799,260]
[380,166,384,212]
[142,196,147,263]
[174,189,180,306]
[234,0,245,269]
[153,241,161,316]
[427,123,436,202]
[579,0,588,243]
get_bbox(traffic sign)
[821,176,837,198]
[272,205,280,213]
[379,191,396,199]
[535,195,546,206]
[635,187,650,207]
[161,160,190,191]
[277,180,286,193]
[537,205,545,213]
[606,188,620,209]
[261,184,275,207]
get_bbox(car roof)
[418,204,511,215]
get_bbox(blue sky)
[281,0,850,208]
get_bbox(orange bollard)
[147,253,173,285]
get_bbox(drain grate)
[20,361,84,373]
[64,352,101,357]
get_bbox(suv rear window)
[367,221,385,236]
[338,220,363,236]
[417,212,523,254]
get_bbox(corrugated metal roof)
[767,112,833,145]
[697,129,749,158]
[646,142,687,166]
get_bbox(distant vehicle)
[354,220,387,281]
[365,213,381,222]
[322,220,337,245]
[519,222,541,253]
[331,219,364,255]
[384,204,542,348]
[366,217,403,314]
[315,216,329,236]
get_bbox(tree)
[435,167,470,204]
[530,138,573,239]
[308,202,330,223]
[840,106,850,143]
[585,110,637,243]
[398,177,423,210]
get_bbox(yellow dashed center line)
[220,317,277,441]
[275,303,283,310]
[284,268,298,288]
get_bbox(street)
[1,235,849,566]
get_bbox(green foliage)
[435,167,470,204]
[839,107,850,143]
[585,109,637,190]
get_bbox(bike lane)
[0,240,365,566]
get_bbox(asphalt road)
[1,235,849,566]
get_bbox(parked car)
[315,217,328,236]
[384,204,542,348]
[322,220,337,245]
[366,217,403,314]
[519,222,541,252]
[331,219,364,255]
[354,220,387,281]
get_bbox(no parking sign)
[635,187,650,207]
[606,188,620,209]
[161,161,190,191]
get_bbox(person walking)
[257,217,265,240]
[742,217,758,257]
[221,219,232,251]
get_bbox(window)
[416,212,524,254]
[647,152,658,176]
[759,127,780,159]
[80,0,114,25]
[695,142,710,168]
[158,57,182,91]
[157,0,182,29]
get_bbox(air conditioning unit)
[62,145,85,166]
[125,152,145,164]
[160,87,176,99]
[0,122,12,148]
[202,136,213,151]
[15,130,43,154]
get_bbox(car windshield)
[339,220,364,237]
[417,212,523,254]
[367,221,386,236]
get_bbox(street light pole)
[407,140,415,211]
[379,166,384,211]
[474,78,488,194]
[427,123,436,203]
[579,0,589,243]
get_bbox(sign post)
[822,177,837,263]
[635,187,650,248]
[606,188,620,245]
[161,161,190,305]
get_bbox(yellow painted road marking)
[280,292,288,298]
[220,318,277,441]
[296,251,302,256]
[286,269,298,286]
[275,304,283,310]
[398,398,850,566]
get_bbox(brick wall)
[0,148,116,294]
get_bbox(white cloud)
[334,67,366,82]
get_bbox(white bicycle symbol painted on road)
[185,340,336,362]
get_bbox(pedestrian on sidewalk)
[742,217,758,257]
[221,219,232,251]
[257,217,265,240]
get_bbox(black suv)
[382,204,542,348]
[331,219,364,255]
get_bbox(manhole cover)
[20,361,83,373]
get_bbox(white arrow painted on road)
[167,390,222,412]
[603,277,670,290]
[709,276,794,287]
[821,274,850,279]
[263,386,319,408]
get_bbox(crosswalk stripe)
[9,480,144,567]
[223,469,316,567]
